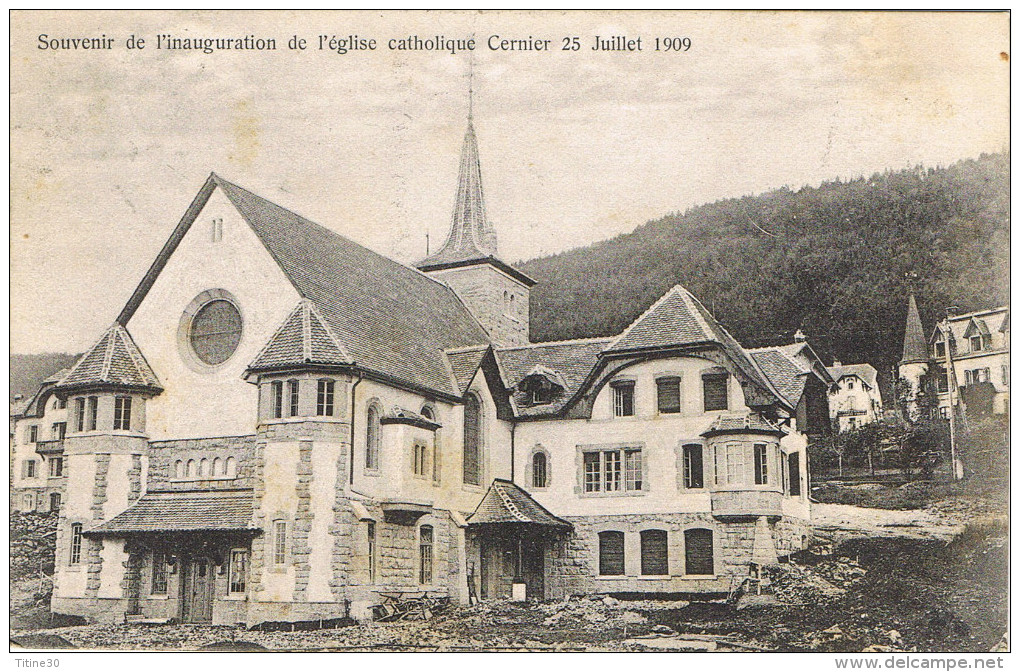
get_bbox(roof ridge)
[100,327,117,381]
[444,344,491,355]
[305,300,354,363]
[607,285,688,351]
[494,481,528,523]
[496,336,614,351]
[301,300,313,362]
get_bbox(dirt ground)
[10,496,1008,652]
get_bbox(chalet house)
[38,115,816,626]
[826,362,883,432]
[10,370,71,513]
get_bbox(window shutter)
[598,531,625,575]
[656,377,682,413]
[788,453,801,496]
[463,395,481,485]
[683,444,704,489]
[640,530,668,575]
[684,528,714,575]
[703,374,728,411]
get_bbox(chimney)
[832,360,842,367]
[793,329,807,343]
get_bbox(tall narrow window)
[624,449,642,491]
[48,456,63,478]
[316,379,335,416]
[114,396,132,431]
[640,529,669,576]
[419,525,434,584]
[366,404,381,470]
[684,528,714,575]
[463,394,482,485]
[598,531,625,575]
[174,460,184,479]
[682,444,704,489]
[288,379,300,417]
[69,523,83,565]
[225,456,237,477]
[228,549,248,594]
[271,381,283,419]
[28,425,38,443]
[52,422,66,440]
[86,396,99,431]
[703,374,728,412]
[186,459,196,477]
[23,460,37,478]
[1003,365,1010,385]
[49,493,61,511]
[532,451,548,488]
[74,397,86,432]
[612,381,635,417]
[151,551,168,595]
[787,453,802,496]
[273,521,287,566]
[714,443,746,486]
[413,442,429,477]
[213,457,223,476]
[656,377,682,414]
[366,521,377,583]
[754,443,769,485]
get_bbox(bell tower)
[416,108,534,347]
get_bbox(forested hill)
[10,353,80,405]
[517,152,1009,389]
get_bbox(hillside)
[10,353,80,405]
[517,153,1009,392]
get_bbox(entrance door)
[522,539,544,601]
[181,556,215,623]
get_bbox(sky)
[9,10,1010,354]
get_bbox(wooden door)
[523,539,544,601]
[181,557,214,623]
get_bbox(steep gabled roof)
[443,345,490,396]
[117,174,491,398]
[901,294,929,364]
[55,325,161,392]
[748,348,808,408]
[467,479,571,528]
[248,299,352,371]
[827,363,879,391]
[494,338,613,417]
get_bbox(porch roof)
[85,489,256,535]
[467,479,571,529]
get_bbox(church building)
[39,112,815,625]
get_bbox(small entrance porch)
[465,479,571,603]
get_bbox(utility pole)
[942,310,962,480]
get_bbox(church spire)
[900,293,929,364]
[417,91,499,269]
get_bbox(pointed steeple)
[417,117,498,268]
[900,294,929,364]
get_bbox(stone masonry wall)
[147,435,256,491]
[84,454,111,599]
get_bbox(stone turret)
[898,294,930,418]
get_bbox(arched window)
[366,404,381,470]
[463,394,482,485]
[200,458,209,477]
[174,460,184,479]
[213,457,223,477]
[532,451,548,488]
[640,529,668,575]
[684,528,714,576]
[419,525,434,584]
[420,405,435,421]
[186,459,196,478]
[226,456,237,478]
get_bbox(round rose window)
[189,299,243,365]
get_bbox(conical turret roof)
[900,294,929,364]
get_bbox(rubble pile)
[767,557,866,605]
[10,511,58,581]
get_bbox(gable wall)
[126,188,302,440]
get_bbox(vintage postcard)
[9,9,1010,661]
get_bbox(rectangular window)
[113,396,132,431]
[57,397,67,410]
[935,341,946,358]
[612,382,635,417]
[151,551,168,595]
[583,448,642,493]
[703,374,729,412]
[684,528,714,575]
[937,371,949,393]
[419,525,433,585]
[781,454,788,494]
[86,396,98,431]
[288,380,300,417]
[788,453,802,497]
[656,377,682,414]
[69,523,83,565]
[683,444,704,489]
[413,442,429,478]
[49,493,61,511]
[52,422,66,440]
[971,336,982,352]
[640,529,669,576]
[74,397,86,432]
[28,425,38,443]
[48,456,63,478]
[271,381,283,419]
[273,521,287,566]
[367,522,377,583]
[714,443,745,486]
[316,379,335,416]
[23,460,37,478]
[980,368,990,383]
[598,531,625,576]
[754,443,768,485]
[229,549,248,594]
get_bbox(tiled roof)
[494,338,613,417]
[702,413,786,437]
[249,299,351,370]
[212,176,490,397]
[749,348,808,407]
[901,295,929,364]
[467,479,570,528]
[444,346,489,395]
[417,118,498,268]
[86,489,255,534]
[827,363,879,391]
[56,325,161,392]
[931,306,1009,349]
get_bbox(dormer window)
[934,340,946,358]
[518,367,565,407]
[971,336,983,352]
